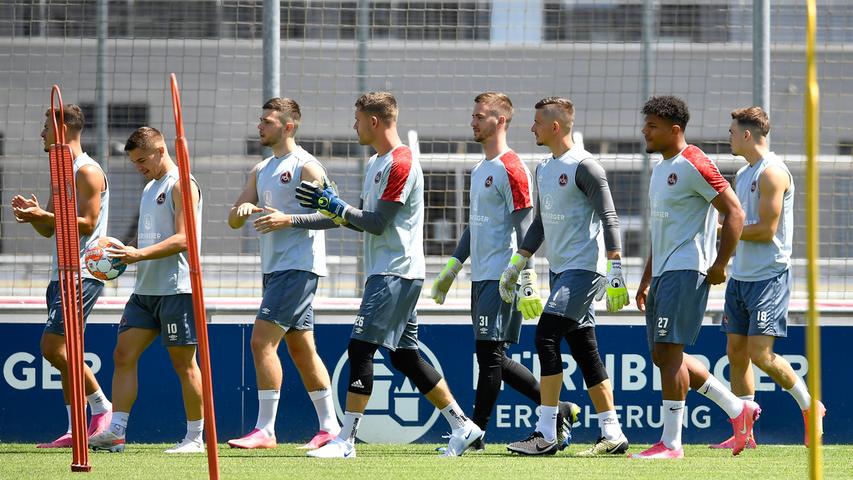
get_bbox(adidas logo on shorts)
[350,379,364,389]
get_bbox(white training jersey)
[469,150,533,281]
[648,145,729,277]
[360,145,425,280]
[255,147,327,276]
[51,152,109,283]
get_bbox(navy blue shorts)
[723,270,791,337]
[120,294,198,346]
[471,280,522,343]
[645,270,710,350]
[44,279,104,335]
[352,275,422,351]
[257,270,318,331]
[543,269,602,329]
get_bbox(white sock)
[440,401,469,431]
[338,411,363,444]
[308,388,340,434]
[739,395,755,402]
[86,389,111,415]
[65,405,73,434]
[661,400,685,450]
[697,376,744,418]
[255,389,280,437]
[109,411,130,438]
[536,406,559,442]
[786,378,811,410]
[186,419,204,443]
[597,410,623,441]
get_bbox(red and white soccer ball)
[84,236,127,281]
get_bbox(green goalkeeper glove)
[604,259,629,312]
[517,270,544,320]
[431,257,462,305]
[499,253,528,303]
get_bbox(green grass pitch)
[2,443,851,479]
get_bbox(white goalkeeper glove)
[499,253,528,303]
[517,270,544,320]
[597,259,629,312]
[431,257,463,305]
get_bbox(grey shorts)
[352,275,422,351]
[257,270,318,331]
[543,269,602,329]
[722,270,791,338]
[645,270,710,350]
[471,280,522,343]
[120,294,198,346]
[44,279,104,336]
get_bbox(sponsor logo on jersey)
[156,192,166,204]
[374,171,382,184]
[143,214,153,231]
[559,173,568,186]
[667,173,678,186]
[332,343,444,443]
[485,175,493,187]
[280,171,292,184]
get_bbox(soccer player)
[431,92,579,450]
[633,96,758,459]
[709,106,824,449]
[12,104,113,448]
[226,98,339,449]
[293,92,482,458]
[501,97,630,456]
[89,127,204,454]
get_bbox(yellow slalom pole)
[804,1,822,479]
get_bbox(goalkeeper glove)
[517,270,544,320]
[601,259,629,312]
[498,253,528,303]
[430,257,462,304]
[295,179,351,219]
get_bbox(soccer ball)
[84,236,127,281]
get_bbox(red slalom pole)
[49,85,91,473]
[169,73,220,480]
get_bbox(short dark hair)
[642,96,690,130]
[475,92,513,124]
[535,96,575,128]
[731,106,770,138]
[46,104,85,135]
[355,92,398,123]
[124,126,164,152]
[263,97,302,130]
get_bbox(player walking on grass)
[431,92,579,451]
[633,96,759,459]
[293,92,482,458]
[12,104,113,448]
[89,127,204,454]
[502,97,630,457]
[708,106,824,450]
[226,98,340,450]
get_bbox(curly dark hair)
[641,96,690,130]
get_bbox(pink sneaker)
[227,428,277,449]
[37,432,73,448]
[730,400,761,456]
[708,434,756,449]
[630,441,684,459]
[803,401,826,448]
[298,430,338,450]
[87,410,112,437]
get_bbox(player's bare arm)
[740,165,788,242]
[636,253,653,312]
[109,180,200,265]
[708,187,746,285]
[228,162,262,229]
[12,165,104,237]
